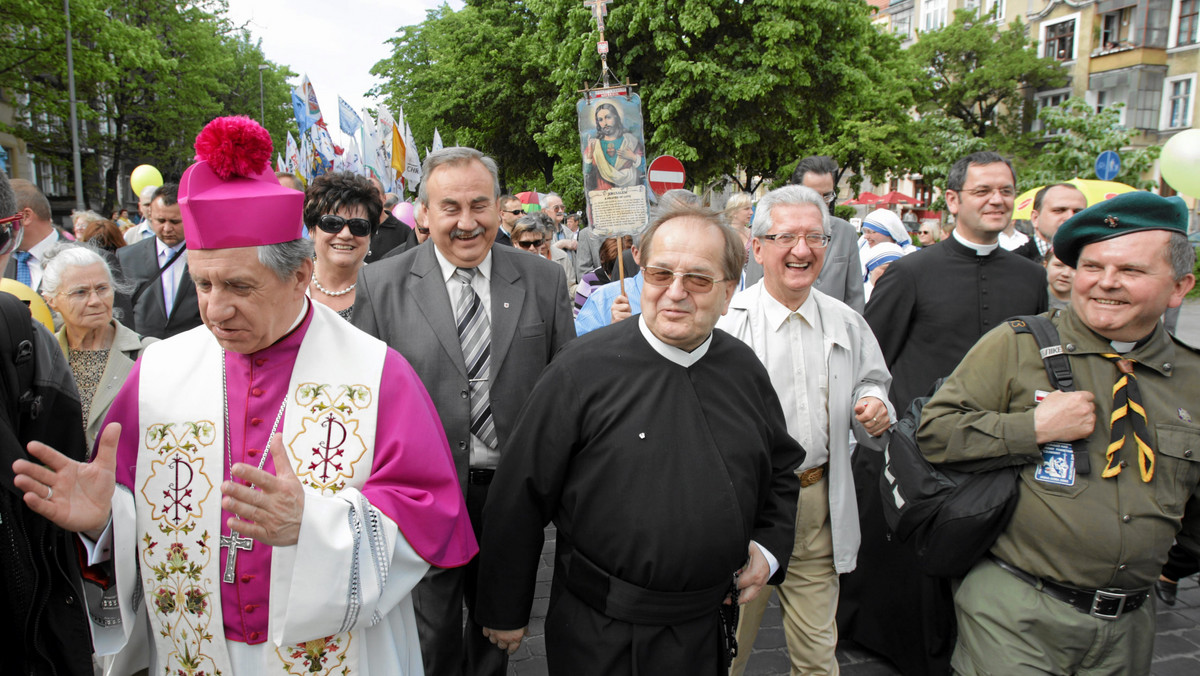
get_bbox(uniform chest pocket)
[1155,425,1200,517]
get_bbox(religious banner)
[577,89,648,236]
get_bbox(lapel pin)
[639,432,646,439]
[504,302,510,309]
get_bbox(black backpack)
[879,314,1088,578]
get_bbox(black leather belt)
[990,556,1149,620]
[468,468,495,485]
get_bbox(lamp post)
[65,0,84,211]
[258,64,269,124]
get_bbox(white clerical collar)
[637,315,712,367]
[434,245,492,282]
[1110,339,1138,354]
[953,229,999,257]
[762,288,817,331]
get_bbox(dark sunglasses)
[504,209,524,216]
[0,213,23,256]
[515,238,545,249]
[317,214,373,237]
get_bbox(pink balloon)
[393,201,417,229]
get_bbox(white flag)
[432,128,444,153]
[343,136,364,176]
[403,117,421,189]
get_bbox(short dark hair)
[302,171,383,232]
[1033,183,1083,212]
[152,183,179,207]
[790,156,838,186]
[946,151,1015,192]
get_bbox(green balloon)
[1160,129,1200,198]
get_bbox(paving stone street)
[504,300,1200,675]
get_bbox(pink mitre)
[179,116,304,249]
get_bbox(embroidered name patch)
[1035,441,1076,487]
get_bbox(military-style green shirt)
[918,308,1200,589]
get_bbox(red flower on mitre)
[193,116,273,180]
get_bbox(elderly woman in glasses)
[41,243,156,450]
[511,212,577,297]
[303,171,381,320]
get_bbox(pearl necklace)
[312,265,356,297]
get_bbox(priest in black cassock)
[475,202,805,675]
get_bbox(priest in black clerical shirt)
[475,202,804,676]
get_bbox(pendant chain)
[222,351,288,483]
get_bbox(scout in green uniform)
[918,191,1199,676]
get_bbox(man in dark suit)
[116,183,202,339]
[364,176,419,263]
[352,147,575,676]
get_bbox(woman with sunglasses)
[302,172,381,320]
[41,243,156,450]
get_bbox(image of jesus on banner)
[581,100,646,192]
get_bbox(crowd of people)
[1,114,1198,676]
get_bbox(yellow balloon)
[1160,129,1200,198]
[130,164,164,196]
[0,279,55,332]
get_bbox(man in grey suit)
[746,156,865,313]
[116,183,202,339]
[352,147,575,676]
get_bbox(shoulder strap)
[1007,315,1090,475]
[130,242,187,308]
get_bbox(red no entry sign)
[648,155,685,196]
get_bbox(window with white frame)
[1035,89,1072,135]
[922,0,948,32]
[1162,75,1196,129]
[1041,13,1080,62]
[1181,0,1199,46]
[982,0,1005,20]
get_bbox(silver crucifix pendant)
[220,529,254,583]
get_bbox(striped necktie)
[13,251,32,287]
[453,268,497,449]
[1100,354,1154,482]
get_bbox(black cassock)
[477,319,804,676]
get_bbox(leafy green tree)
[371,0,558,191]
[1022,97,1160,191]
[374,0,926,198]
[0,0,296,210]
[910,8,1066,144]
[911,111,988,211]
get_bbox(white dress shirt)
[21,228,61,292]
[759,292,830,470]
[156,238,188,317]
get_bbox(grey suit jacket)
[352,243,576,490]
[57,320,156,449]
[743,216,865,313]
[115,237,202,339]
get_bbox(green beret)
[1053,191,1189,267]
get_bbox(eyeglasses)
[761,232,831,249]
[317,214,373,237]
[0,213,22,255]
[642,266,727,293]
[515,238,545,250]
[416,227,430,235]
[59,284,113,303]
[820,191,837,204]
[958,186,1016,199]
[504,209,524,216]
